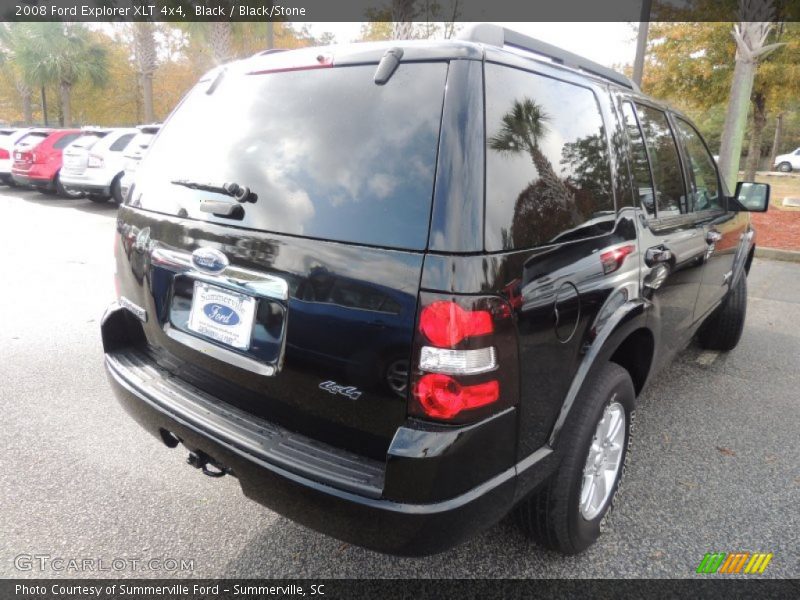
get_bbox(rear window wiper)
[171,179,257,203]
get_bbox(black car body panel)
[103,32,759,555]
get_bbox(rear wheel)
[55,172,83,199]
[110,174,123,204]
[777,162,792,173]
[697,274,747,351]
[515,362,635,554]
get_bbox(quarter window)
[485,64,615,251]
[53,133,81,150]
[109,133,136,152]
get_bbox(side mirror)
[733,182,770,212]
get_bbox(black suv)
[102,24,770,556]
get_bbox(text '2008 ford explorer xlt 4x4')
[102,24,770,556]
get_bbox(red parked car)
[11,128,83,197]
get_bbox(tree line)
[0,22,335,128]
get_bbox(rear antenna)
[373,48,404,85]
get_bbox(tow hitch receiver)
[187,450,227,478]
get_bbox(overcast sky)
[302,22,640,68]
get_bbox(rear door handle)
[645,246,673,267]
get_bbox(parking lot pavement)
[1,186,798,579]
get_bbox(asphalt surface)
[1,186,798,579]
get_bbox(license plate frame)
[187,281,257,351]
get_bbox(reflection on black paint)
[485,64,615,251]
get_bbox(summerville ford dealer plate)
[187,282,257,350]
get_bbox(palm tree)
[489,98,579,248]
[489,98,574,210]
[133,22,157,123]
[0,24,35,124]
[13,23,108,127]
[717,0,783,189]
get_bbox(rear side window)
[484,64,614,251]
[53,133,81,150]
[134,63,448,250]
[634,104,687,218]
[109,133,135,152]
[673,118,721,212]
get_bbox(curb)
[755,247,800,263]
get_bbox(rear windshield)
[70,133,106,149]
[132,63,447,250]
[17,132,48,147]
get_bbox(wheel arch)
[547,301,653,448]
[608,327,655,396]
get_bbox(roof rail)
[458,23,639,92]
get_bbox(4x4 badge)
[319,381,362,400]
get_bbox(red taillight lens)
[600,244,636,275]
[0,148,9,160]
[414,374,500,419]
[409,293,518,423]
[419,301,493,347]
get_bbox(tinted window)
[485,64,614,251]
[53,133,81,150]
[674,118,721,212]
[109,133,135,152]
[134,63,447,250]
[635,104,686,218]
[620,101,656,216]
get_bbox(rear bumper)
[102,304,553,555]
[11,173,53,189]
[60,170,115,195]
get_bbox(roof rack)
[458,23,639,92]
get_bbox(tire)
[55,172,83,199]
[110,174,123,204]
[87,194,110,204]
[697,274,747,351]
[515,362,635,554]
[776,162,792,173]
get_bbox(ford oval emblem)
[191,247,229,273]
[202,303,240,326]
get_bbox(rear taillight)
[410,293,518,423]
[30,152,38,163]
[414,374,499,419]
[88,154,103,168]
[0,148,9,160]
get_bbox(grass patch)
[754,174,800,210]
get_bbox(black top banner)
[1,0,800,23]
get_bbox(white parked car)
[773,148,800,173]
[60,127,139,203]
[119,124,161,202]
[0,127,31,186]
